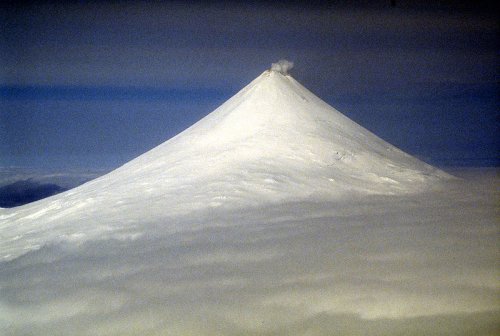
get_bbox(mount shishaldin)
[0,64,450,260]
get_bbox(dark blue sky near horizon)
[1,1,499,172]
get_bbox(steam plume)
[271,59,294,75]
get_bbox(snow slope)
[0,69,450,261]
[0,67,498,336]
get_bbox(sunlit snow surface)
[0,71,450,260]
[0,71,498,335]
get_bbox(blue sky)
[1,1,498,172]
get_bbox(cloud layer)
[0,171,498,335]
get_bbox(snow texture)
[1,70,498,335]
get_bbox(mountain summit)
[0,64,450,260]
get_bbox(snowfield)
[0,69,498,335]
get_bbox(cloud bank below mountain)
[0,170,498,335]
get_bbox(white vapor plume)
[271,59,294,75]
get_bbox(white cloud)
[0,171,498,335]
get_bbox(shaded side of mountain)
[0,180,67,208]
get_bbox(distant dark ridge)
[0,180,67,208]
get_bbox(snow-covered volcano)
[1,66,498,336]
[108,68,448,198]
[0,66,449,260]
